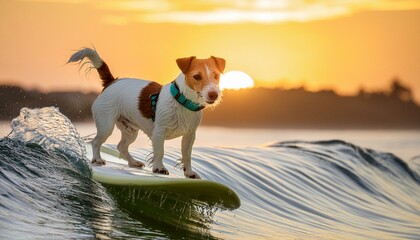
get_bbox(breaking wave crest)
[1,107,419,239]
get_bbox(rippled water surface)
[1,107,419,239]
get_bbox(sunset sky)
[1,0,420,103]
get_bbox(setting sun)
[220,71,255,90]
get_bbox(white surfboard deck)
[85,143,241,210]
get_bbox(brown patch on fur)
[176,56,196,74]
[138,82,163,119]
[211,56,226,72]
[98,61,116,91]
[176,56,226,91]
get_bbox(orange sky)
[1,0,420,103]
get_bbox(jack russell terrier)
[68,48,225,179]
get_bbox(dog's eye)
[193,74,202,81]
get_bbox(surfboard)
[85,143,241,210]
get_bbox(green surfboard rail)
[87,144,241,210]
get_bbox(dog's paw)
[153,167,169,175]
[91,158,106,166]
[184,170,201,179]
[128,160,145,168]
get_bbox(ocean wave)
[1,107,419,239]
[0,137,106,239]
[185,140,420,239]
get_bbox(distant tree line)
[357,78,414,102]
[1,79,420,129]
[202,79,420,129]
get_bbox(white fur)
[70,49,218,178]
[205,64,211,79]
[68,48,103,68]
[201,82,221,104]
[91,76,203,178]
[151,75,203,177]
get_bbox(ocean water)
[1,107,420,239]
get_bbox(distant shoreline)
[2,81,420,129]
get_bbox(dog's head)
[176,56,226,106]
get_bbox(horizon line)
[0,79,414,97]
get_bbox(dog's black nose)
[208,91,218,101]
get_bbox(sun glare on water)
[220,71,255,90]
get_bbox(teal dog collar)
[170,81,205,112]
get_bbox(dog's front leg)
[151,127,169,175]
[182,132,201,179]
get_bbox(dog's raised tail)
[68,48,116,90]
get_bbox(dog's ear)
[211,56,226,73]
[176,56,196,74]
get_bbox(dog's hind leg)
[92,115,114,165]
[116,120,144,168]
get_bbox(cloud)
[137,7,350,25]
[97,0,352,25]
[112,0,420,25]
[17,0,420,24]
